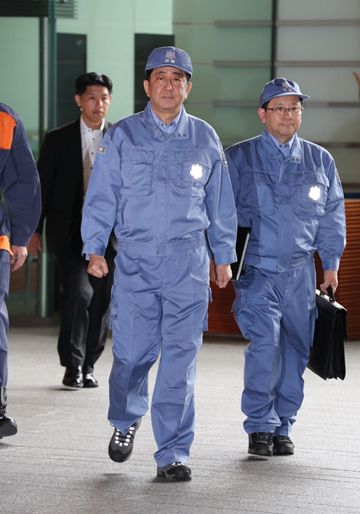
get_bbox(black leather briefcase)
[307,288,347,380]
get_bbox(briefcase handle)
[321,285,335,303]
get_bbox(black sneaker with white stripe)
[108,419,141,462]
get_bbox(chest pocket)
[174,151,212,197]
[239,169,276,214]
[294,171,329,219]
[121,148,154,196]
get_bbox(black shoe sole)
[248,447,273,457]
[62,382,83,389]
[157,467,192,481]
[83,381,99,388]
[108,447,133,463]
[273,447,294,456]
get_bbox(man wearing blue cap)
[81,46,237,480]
[225,78,346,457]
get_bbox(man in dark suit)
[29,72,115,389]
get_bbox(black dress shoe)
[0,415,18,438]
[248,432,273,456]
[62,366,83,388]
[157,462,192,481]
[108,419,141,462]
[273,435,295,455]
[83,373,99,388]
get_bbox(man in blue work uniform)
[0,103,41,438]
[225,78,346,457]
[81,46,237,480]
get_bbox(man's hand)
[320,270,338,294]
[10,245,28,272]
[214,264,232,288]
[87,255,108,278]
[28,233,42,257]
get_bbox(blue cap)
[259,77,310,107]
[145,46,193,77]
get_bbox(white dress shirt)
[80,116,105,194]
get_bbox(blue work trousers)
[108,242,210,467]
[0,251,10,387]
[233,259,316,435]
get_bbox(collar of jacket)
[144,102,190,141]
[77,118,111,134]
[260,130,302,163]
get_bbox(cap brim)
[145,63,192,77]
[261,91,310,106]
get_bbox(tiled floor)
[1,327,360,514]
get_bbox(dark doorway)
[134,33,175,113]
[57,33,87,126]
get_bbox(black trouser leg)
[57,252,93,369]
[57,244,115,373]
[83,243,115,373]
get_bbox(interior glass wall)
[0,18,39,154]
[276,0,360,189]
[173,0,272,147]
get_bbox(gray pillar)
[37,5,57,317]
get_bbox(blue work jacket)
[225,130,346,272]
[0,103,41,248]
[82,104,237,265]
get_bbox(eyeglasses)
[154,76,188,88]
[265,106,304,114]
